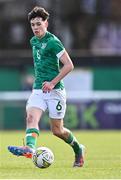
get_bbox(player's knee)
[52,128,63,138]
[26,114,34,124]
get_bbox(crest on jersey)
[41,43,47,49]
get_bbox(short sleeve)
[48,39,65,59]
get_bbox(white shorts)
[26,89,66,119]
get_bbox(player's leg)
[25,107,43,149]
[8,107,43,158]
[50,119,85,167]
[8,90,47,158]
[47,89,85,167]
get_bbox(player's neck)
[38,31,47,39]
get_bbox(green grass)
[0,130,121,179]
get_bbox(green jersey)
[30,31,65,89]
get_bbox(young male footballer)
[8,6,85,167]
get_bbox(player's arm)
[42,50,74,92]
[51,50,74,85]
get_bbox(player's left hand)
[42,81,55,93]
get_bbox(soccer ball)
[32,147,54,168]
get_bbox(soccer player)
[8,6,85,167]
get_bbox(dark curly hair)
[28,6,49,21]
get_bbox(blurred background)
[0,0,121,130]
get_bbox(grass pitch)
[0,130,121,179]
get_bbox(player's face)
[30,17,48,38]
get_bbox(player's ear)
[45,20,48,28]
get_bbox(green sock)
[26,128,40,149]
[64,131,80,154]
